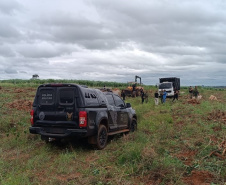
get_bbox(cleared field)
[0,81,225,185]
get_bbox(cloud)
[19,71,27,73]
[14,41,78,58]
[0,0,225,86]
[0,44,15,57]
[0,0,23,15]
[5,68,18,74]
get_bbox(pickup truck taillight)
[30,110,34,125]
[79,111,87,127]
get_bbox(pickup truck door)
[55,87,77,125]
[37,87,56,121]
[105,94,118,131]
[113,95,129,129]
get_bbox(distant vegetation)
[0,79,224,90]
[0,79,127,88]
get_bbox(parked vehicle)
[29,83,137,149]
[158,77,180,97]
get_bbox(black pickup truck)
[29,84,137,149]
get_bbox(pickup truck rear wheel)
[130,119,137,132]
[96,125,108,150]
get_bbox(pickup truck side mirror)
[126,103,131,108]
[119,104,125,109]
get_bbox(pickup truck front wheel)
[130,119,137,132]
[96,125,108,150]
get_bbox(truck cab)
[158,77,180,97]
[158,82,174,97]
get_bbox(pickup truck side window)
[105,94,115,106]
[114,95,125,107]
[84,90,99,106]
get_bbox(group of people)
[121,88,148,104]
[154,89,179,105]
[121,86,199,105]
[189,86,199,99]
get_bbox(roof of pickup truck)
[38,83,109,97]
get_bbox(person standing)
[162,90,167,103]
[172,90,179,102]
[121,90,126,101]
[189,86,193,99]
[141,89,145,104]
[154,90,159,105]
[132,83,136,97]
[193,86,199,99]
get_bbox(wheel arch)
[98,118,109,132]
[133,115,137,121]
[95,111,109,131]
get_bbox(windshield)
[159,83,172,89]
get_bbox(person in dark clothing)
[121,90,126,101]
[132,84,136,91]
[172,90,179,102]
[132,83,136,97]
[140,89,145,104]
[154,90,159,105]
[189,86,193,99]
[193,86,199,99]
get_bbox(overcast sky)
[0,0,226,86]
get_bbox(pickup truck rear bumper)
[29,127,88,138]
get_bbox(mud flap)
[88,135,97,144]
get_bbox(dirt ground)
[183,170,215,185]
[7,99,33,112]
[3,87,35,112]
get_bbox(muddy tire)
[130,119,137,132]
[96,125,108,150]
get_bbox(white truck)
[158,77,180,97]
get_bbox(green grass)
[0,82,225,184]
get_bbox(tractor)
[123,76,143,97]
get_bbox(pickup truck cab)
[29,83,137,149]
